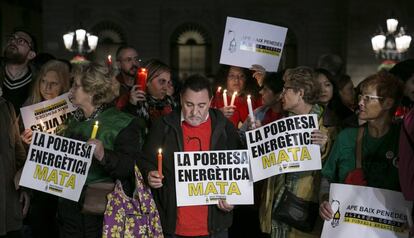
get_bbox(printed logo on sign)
[228,30,237,53]
[331,200,341,228]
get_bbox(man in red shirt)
[139,74,242,237]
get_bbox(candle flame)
[140,67,147,73]
[95,121,99,126]
[233,91,237,96]
[217,86,222,93]
[223,89,227,94]
[247,94,251,99]
[158,148,162,154]
[107,55,112,62]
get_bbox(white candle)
[230,91,237,106]
[223,89,228,107]
[247,95,254,121]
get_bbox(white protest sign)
[246,114,321,182]
[219,16,287,72]
[321,183,412,238]
[174,150,253,206]
[20,93,76,134]
[19,131,94,201]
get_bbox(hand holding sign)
[319,200,334,220]
[21,129,33,145]
[311,130,328,146]
[217,199,234,213]
[87,139,105,161]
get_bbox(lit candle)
[157,148,163,177]
[216,86,222,97]
[230,91,237,106]
[247,95,254,121]
[136,67,148,91]
[223,89,228,107]
[90,121,99,139]
[106,55,112,71]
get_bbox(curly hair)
[359,70,404,114]
[71,62,117,106]
[283,66,321,105]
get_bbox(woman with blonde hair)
[57,62,142,238]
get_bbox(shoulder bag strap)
[355,126,365,169]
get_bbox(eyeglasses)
[228,74,246,81]
[358,94,384,103]
[118,56,141,64]
[6,34,32,49]
[281,86,296,94]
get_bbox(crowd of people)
[0,28,413,238]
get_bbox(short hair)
[389,59,414,83]
[335,74,353,91]
[27,60,71,104]
[71,62,117,106]
[181,74,213,98]
[283,66,320,105]
[142,59,170,83]
[115,45,138,60]
[359,70,404,114]
[316,54,344,76]
[263,71,284,94]
[13,28,37,52]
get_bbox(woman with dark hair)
[57,63,142,238]
[212,65,261,128]
[389,59,414,201]
[320,71,404,219]
[125,59,177,146]
[315,68,354,129]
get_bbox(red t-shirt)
[175,118,212,236]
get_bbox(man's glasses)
[6,35,32,49]
[358,94,384,103]
[118,56,141,64]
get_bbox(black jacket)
[137,108,242,235]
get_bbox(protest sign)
[174,150,253,206]
[321,183,413,238]
[19,131,94,201]
[20,93,76,134]
[246,114,321,182]
[219,16,287,72]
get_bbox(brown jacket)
[0,97,26,235]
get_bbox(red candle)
[157,148,163,177]
[136,67,148,91]
[106,55,112,69]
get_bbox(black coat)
[138,108,243,235]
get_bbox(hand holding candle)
[223,89,228,107]
[90,121,99,139]
[230,91,237,106]
[136,68,148,91]
[247,95,255,127]
[157,148,163,178]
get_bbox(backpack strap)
[355,126,365,169]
